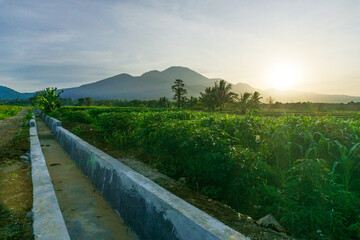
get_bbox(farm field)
[257,109,360,119]
[49,106,360,240]
[0,105,22,120]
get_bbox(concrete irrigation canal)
[30,110,248,240]
[36,116,136,240]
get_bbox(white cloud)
[0,0,359,95]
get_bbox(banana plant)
[32,87,64,113]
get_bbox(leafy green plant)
[49,106,360,240]
[32,87,63,113]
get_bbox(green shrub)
[51,107,360,240]
[63,111,93,124]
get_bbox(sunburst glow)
[267,63,301,90]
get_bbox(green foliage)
[171,79,187,109]
[24,110,33,121]
[31,87,63,113]
[50,106,360,239]
[215,80,238,111]
[199,80,238,111]
[0,106,21,120]
[85,97,94,106]
[77,98,85,106]
[250,91,262,109]
[348,219,360,239]
[279,159,343,238]
[64,111,93,124]
[158,97,170,108]
[238,92,252,114]
[185,96,199,109]
[238,91,262,114]
[200,87,217,111]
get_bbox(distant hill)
[61,66,360,103]
[260,89,360,103]
[61,66,218,100]
[0,86,34,100]
[1,66,360,103]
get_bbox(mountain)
[61,66,218,100]
[62,66,360,103]
[232,82,261,94]
[1,66,360,103]
[0,86,34,100]
[260,89,360,103]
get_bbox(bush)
[31,87,63,113]
[63,111,93,124]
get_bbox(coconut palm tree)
[250,91,262,109]
[200,87,217,111]
[215,80,238,111]
[238,92,252,114]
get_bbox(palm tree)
[238,92,252,114]
[215,80,238,111]
[200,87,217,111]
[250,91,262,109]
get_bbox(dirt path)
[36,117,137,240]
[0,109,33,239]
[0,109,28,148]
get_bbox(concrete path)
[36,116,138,240]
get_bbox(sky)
[0,0,359,95]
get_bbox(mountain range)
[1,66,360,103]
[0,86,34,100]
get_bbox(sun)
[267,63,301,90]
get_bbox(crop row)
[51,107,360,239]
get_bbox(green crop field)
[0,105,22,120]
[50,106,360,239]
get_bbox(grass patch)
[0,106,22,121]
[0,114,33,239]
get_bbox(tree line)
[27,82,360,113]
[171,78,262,113]
[48,79,263,113]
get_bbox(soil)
[0,110,33,239]
[63,121,293,240]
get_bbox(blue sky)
[0,0,359,95]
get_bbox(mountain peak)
[141,70,160,77]
[160,66,210,82]
[162,66,195,74]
